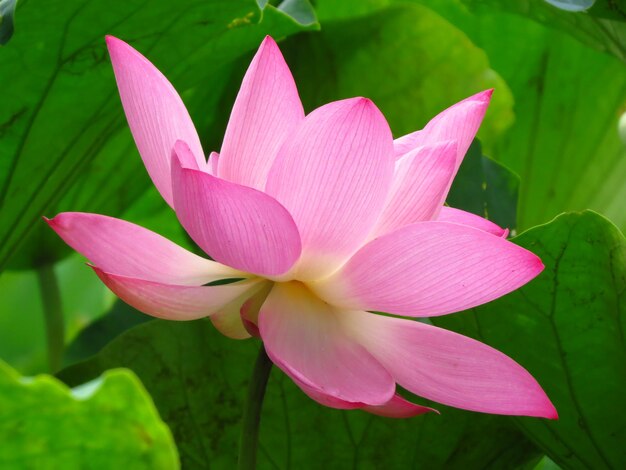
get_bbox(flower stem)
[238,344,272,470]
[36,264,64,373]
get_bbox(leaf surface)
[0,360,178,468]
[434,211,626,469]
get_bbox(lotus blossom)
[47,35,557,419]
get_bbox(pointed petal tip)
[354,96,375,108]
[105,35,127,52]
[261,35,277,46]
[342,97,389,128]
[256,35,281,58]
[529,396,558,420]
[546,404,559,420]
[466,89,494,105]
[474,88,494,102]
[44,213,70,229]
[337,96,375,110]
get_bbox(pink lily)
[47,36,556,419]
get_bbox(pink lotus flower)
[47,36,556,419]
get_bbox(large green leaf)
[462,0,626,64]
[463,0,626,62]
[63,299,149,368]
[0,0,316,271]
[58,319,541,469]
[433,211,626,469]
[0,360,178,468]
[281,3,514,149]
[428,3,626,232]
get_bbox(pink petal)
[93,266,262,321]
[258,282,395,405]
[171,155,301,277]
[210,280,271,339]
[289,375,362,410]
[394,90,492,169]
[209,298,252,340]
[347,311,557,418]
[437,206,508,238]
[46,213,238,285]
[363,394,437,419]
[218,36,304,190]
[173,140,200,170]
[209,151,219,176]
[371,141,457,238]
[265,98,395,279]
[106,36,206,207]
[291,375,434,418]
[311,221,544,317]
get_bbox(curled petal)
[259,282,395,405]
[345,311,557,418]
[46,212,238,285]
[106,36,206,206]
[291,375,435,418]
[218,36,304,190]
[394,90,492,169]
[311,222,543,317]
[171,154,302,277]
[93,267,262,321]
[363,394,437,419]
[266,98,395,279]
[437,206,508,238]
[372,141,457,237]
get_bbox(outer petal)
[218,36,304,190]
[437,206,508,238]
[311,222,544,317]
[291,375,434,418]
[46,212,238,285]
[394,90,492,169]
[364,395,437,419]
[171,155,301,277]
[93,267,262,321]
[265,98,395,280]
[258,282,395,405]
[371,141,457,238]
[106,36,206,206]
[346,311,557,418]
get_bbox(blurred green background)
[0,0,625,468]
